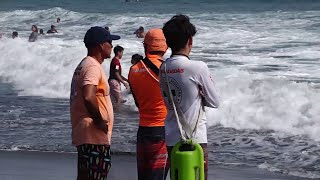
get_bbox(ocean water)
[0,0,320,179]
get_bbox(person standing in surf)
[47,25,58,34]
[160,15,220,180]
[128,28,169,180]
[108,45,129,105]
[134,26,145,38]
[70,26,120,180]
[28,25,38,42]
[12,31,18,39]
[39,29,45,35]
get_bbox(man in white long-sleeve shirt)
[160,14,220,180]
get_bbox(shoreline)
[0,150,311,180]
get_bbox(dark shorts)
[137,126,169,180]
[167,143,208,180]
[77,144,111,180]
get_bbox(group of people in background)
[70,14,220,180]
[0,17,60,42]
[28,21,58,42]
[3,18,145,44]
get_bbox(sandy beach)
[1,1,320,179]
[0,150,310,180]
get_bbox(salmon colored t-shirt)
[70,56,114,146]
[128,54,167,127]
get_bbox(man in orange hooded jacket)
[128,29,168,180]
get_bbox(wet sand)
[0,150,310,180]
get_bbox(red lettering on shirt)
[161,68,185,74]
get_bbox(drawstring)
[164,62,187,142]
[139,59,159,82]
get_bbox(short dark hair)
[162,14,196,53]
[12,31,18,36]
[131,54,143,64]
[132,54,143,61]
[113,45,124,55]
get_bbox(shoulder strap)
[142,57,159,76]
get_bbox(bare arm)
[83,84,108,134]
[115,71,129,88]
[121,75,128,82]
[115,71,127,83]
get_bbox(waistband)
[138,126,165,136]
[108,78,120,82]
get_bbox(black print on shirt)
[162,77,182,110]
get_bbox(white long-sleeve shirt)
[159,55,220,146]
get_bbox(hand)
[123,81,130,89]
[94,120,108,134]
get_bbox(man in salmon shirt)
[128,28,169,180]
[70,26,120,180]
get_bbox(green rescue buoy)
[170,140,205,180]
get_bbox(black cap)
[84,26,120,48]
